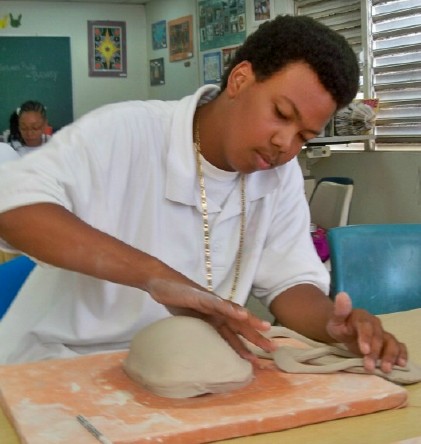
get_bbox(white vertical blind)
[371,0,421,143]
[296,0,421,148]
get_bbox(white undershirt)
[199,153,240,227]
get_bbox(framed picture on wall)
[88,20,127,77]
[152,20,167,50]
[203,51,222,84]
[222,45,240,73]
[250,0,274,27]
[168,15,194,62]
[150,57,165,86]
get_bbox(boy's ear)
[226,61,254,96]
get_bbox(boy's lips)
[255,152,273,170]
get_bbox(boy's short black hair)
[220,15,360,110]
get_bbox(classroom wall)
[144,0,294,100]
[1,0,294,118]
[144,0,199,100]
[0,1,148,126]
[2,0,419,225]
[309,151,421,224]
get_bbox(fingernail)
[360,343,370,355]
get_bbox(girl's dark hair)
[8,100,47,144]
[220,15,360,110]
[18,100,47,118]
[8,112,20,143]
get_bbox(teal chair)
[328,224,421,315]
[0,255,36,319]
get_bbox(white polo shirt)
[0,85,329,363]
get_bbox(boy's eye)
[275,108,286,119]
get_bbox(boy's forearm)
[0,203,193,292]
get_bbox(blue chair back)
[0,255,36,319]
[328,224,421,314]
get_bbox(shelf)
[306,135,375,146]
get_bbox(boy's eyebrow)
[281,96,321,137]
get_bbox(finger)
[193,291,272,332]
[158,282,249,320]
[331,292,353,326]
[217,324,261,362]
[397,342,408,367]
[218,317,276,354]
[149,279,270,330]
[377,334,408,373]
[146,279,245,317]
[216,321,276,360]
[326,292,355,341]
[356,320,378,371]
[184,288,249,318]
[359,325,408,373]
[353,316,398,372]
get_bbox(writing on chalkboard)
[0,62,58,82]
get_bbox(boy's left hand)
[326,292,408,373]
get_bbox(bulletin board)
[0,36,73,133]
[198,0,246,51]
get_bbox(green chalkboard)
[0,36,73,134]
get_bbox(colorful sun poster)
[88,21,127,77]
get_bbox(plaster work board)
[0,350,407,443]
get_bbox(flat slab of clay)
[0,346,407,444]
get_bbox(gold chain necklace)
[193,118,246,301]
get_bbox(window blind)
[371,0,421,144]
[296,0,421,148]
[294,0,362,69]
[295,0,366,149]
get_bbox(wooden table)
[1,309,420,444]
